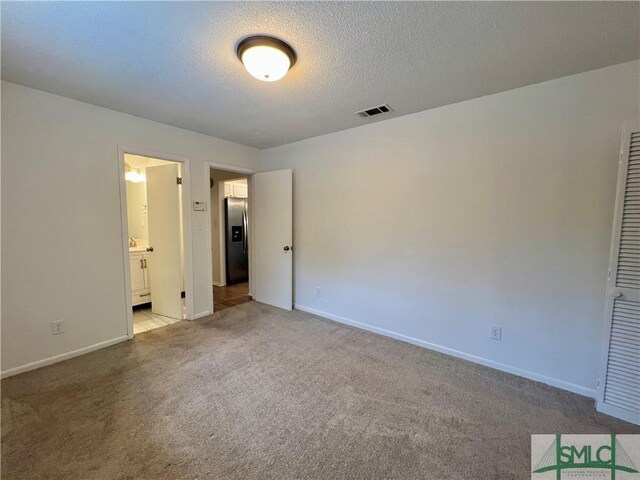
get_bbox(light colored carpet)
[2,302,638,479]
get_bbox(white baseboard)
[192,310,212,320]
[294,305,597,399]
[213,282,225,287]
[1,335,130,379]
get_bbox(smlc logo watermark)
[532,434,639,479]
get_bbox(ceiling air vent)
[355,104,393,118]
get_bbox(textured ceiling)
[2,2,638,149]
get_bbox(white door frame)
[218,177,250,288]
[118,145,194,339]
[218,179,228,287]
[204,161,255,315]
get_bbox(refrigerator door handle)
[242,209,248,255]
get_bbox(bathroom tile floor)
[132,307,181,334]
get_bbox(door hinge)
[177,177,183,185]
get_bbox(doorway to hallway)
[210,167,253,313]
[207,162,293,315]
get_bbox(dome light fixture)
[236,35,296,82]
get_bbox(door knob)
[283,246,290,251]
[146,247,154,252]
[609,288,623,298]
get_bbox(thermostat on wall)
[193,201,207,211]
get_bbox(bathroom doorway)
[119,148,192,336]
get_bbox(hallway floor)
[214,281,251,312]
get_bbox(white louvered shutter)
[598,127,640,425]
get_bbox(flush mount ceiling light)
[236,35,296,82]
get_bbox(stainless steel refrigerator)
[225,197,248,284]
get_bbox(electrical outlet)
[490,325,502,340]
[51,321,65,335]
[316,287,322,298]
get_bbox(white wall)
[261,61,640,396]
[1,81,259,374]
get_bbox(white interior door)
[597,124,640,425]
[252,169,293,310]
[146,163,184,320]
